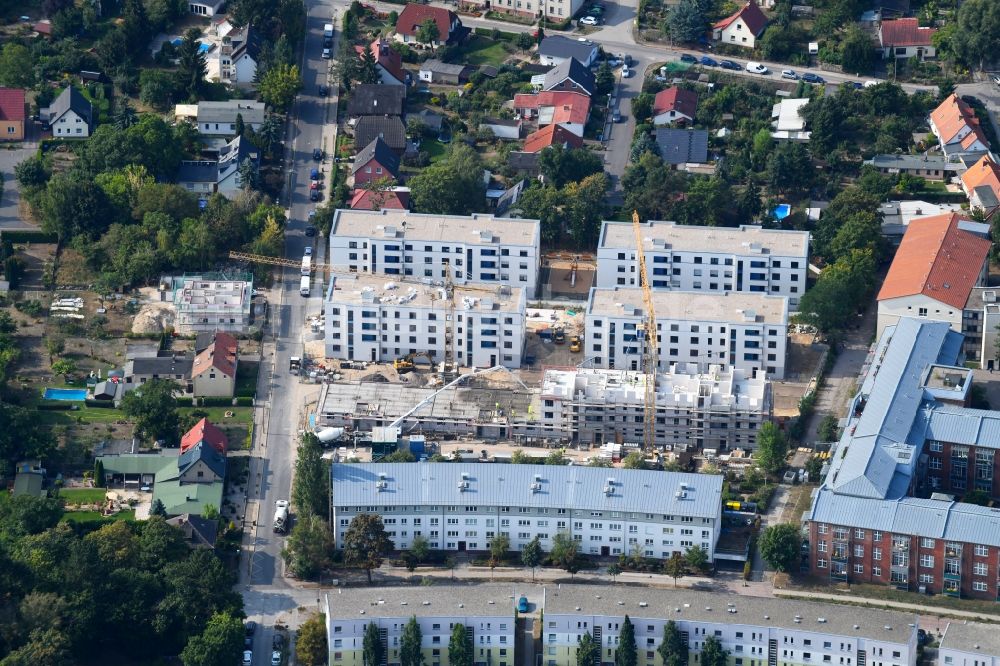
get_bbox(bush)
[37,401,74,410]
[175,397,194,407]
[84,399,115,409]
[200,396,235,407]
[1,229,58,244]
[235,396,253,407]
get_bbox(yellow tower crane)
[631,210,658,453]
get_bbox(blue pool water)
[44,388,88,401]
[171,38,211,53]
[773,204,791,220]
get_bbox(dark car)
[323,36,333,48]
[680,53,697,63]
[310,189,321,202]
[318,84,329,97]
[245,622,257,636]
[273,634,285,650]
[719,59,740,70]
[312,148,322,161]
[801,72,825,84]
[699,56,718,67]
[305,225,317,237]
[848,81,863,89]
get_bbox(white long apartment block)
[330,463,723,560]
[597,221,809,308]
[585,288,789,379]
[539,365,771,451]
[542,585,920,666]
[939,621,1000,666]
[323,586,516,666]
[324,273,526,368]
[328,209,541,294]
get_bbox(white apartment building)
[161,272,253,335]
[324,273,526,368]
[329,209,541,295]
[324,586,516,666]
[330,463,723,560]
[597,221,809,308]
[939,622,1000,666]
[543,585,919,666]
[585,288,789,379]
[539,365,771,451]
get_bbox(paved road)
[0,135,38,230]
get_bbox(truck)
[299,276,310,296]
[301,255,312,276]
[273,500,289,533]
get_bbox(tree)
[401,616,425,666]
[663,553,686,587]
[684,545,708,573]
[668,0,706,43]
[607,563,621,583]
[577,631,599,666]
[515,31,534,51]
[408,146,486,215]
[93,459,106,488]
[15,155,50,191]
[521,535,542,580]
[343,513,392,582]
[631,92,654,122]
[150,499,168,518]
[260,63,302,113]
[616,616,637,666]
[121,378,180,444]
[282,511,335,579]
[358,45,380,85]
[364,621,385,666]
[416,18,440,45]
[296,613,328,666]
[256,114,284,156]
[962,489,991,506]
[45,334,66,363]
[758,523,802,572]
[488,532,510,579]
[551,531,580,574]
[840,25,876,74]
[510,450,530,464]
[50,359,76,378]
[181,612,244,666]
[411,534,430,564]
[738,181,762,221]
[797,250,877,332]
[176,28,208,99]
[622,452,646,469]
[700,637,728,666]
[538,145,604,189]
[755,422,788,475]
[114,100,138,131]
[953,0,1000,70]
[140,69,178,111]
[657,621,686,666]
[767,143,812,194]
[292,433,329,518]
[0,43,34,88]
[40,173,111,240]
[595,62,615,95]
[448,623,472,666]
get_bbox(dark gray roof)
[47,86,92,128]
[508,151,539,173]
[217,135,259,179]
[542,58,596,96]
[127,355,193,378]
[414,109,444,131]
[483,118,520,127]
[177,442,227,480]
[347,84,406,117]
[654,128,709,165]
[495,179,525,217]
[420,59,471,76]
[973,184,999,209]
[176,161,219,184]
[355,116,408,152]
[195,332,215,354]
[352,137,401,177]
[538,35,597,62]
[167,513,219,548]
[231,25,263,62]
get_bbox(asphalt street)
[0,138,37,230]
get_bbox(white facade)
[877,294,966,340]
[939,622,1000,666]
[188,0,223,16]
[597,221,809,307]
[51,108,90,138]
[329,209,541,295]
[586,288,789,379]
[324,273,526,368]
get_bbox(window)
[975,544,989,557]
[919,554,934,568]
[973,581,988,592]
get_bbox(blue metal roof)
[332,463,722,518]
[915,405,1000,449]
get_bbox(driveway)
[0,136,38,229]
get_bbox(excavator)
[393,351,435,373]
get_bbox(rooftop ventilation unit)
[534,474,542,482]
[378,472,387,479]
[462,472,470,480]
[531,482,542,492]
[638,602,648,608]
[607,477,617,486]
[817,618,826,623]
[603,486,613,495]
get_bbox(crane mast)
[631,210,658,453]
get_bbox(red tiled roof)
[877,213,991,310]
[929,94,988,148]
[180,418,228,455]
[714,1,768,35]
[357,38,405,83]
[879,18,936,47]
[192,331,238,379]
[653,87,699,119]
[515,91,591,125]
[396,3,456,39]
[350,188,410,210]
[33,20,52,35]
[0,88,26,122]
[522,124,583,153]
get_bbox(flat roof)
[602,221,809,257]
[587,288,788,325]
[326,273,523,313]
[325,585,516,620]
[330,209,540,247]
[332,462,723,517]
[940,621,1000,656]
[544,585,917,643]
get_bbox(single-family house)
[929,94,990,159]
[176,135,260,199]
[879,18,936,60]
[354,116,408,155]
[540,58,596,97]
[418,59,474,85]
[166,514,219,548]
[32,20,52,38]
[207,24,262,85]
[654,128,709,165]
[45,86,94,138]
[509,151,540,177]
[352,137,402,186]
[713,1,769,49]
[191,331,238,398]
[864,154,964,182]
[523,124,584,153]
[394,4,461,47]
[514,91,591,137]
[356,38,406,85]
[180,417,229,455]
[0,88,26,141]
[186,100,265,137]
[479,118,522,140]
[347,84,406,118]
[960,154,1000,219]
[537,36,599,67]
[189,0,224,16]
[12,460,46,498]
[350,186,411,210]
[100,448,225,516]
[771,98,811,141]
[652,87,699,126]
[123,354,193,389]
[494,179,525,216]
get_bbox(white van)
[299,276,310,296]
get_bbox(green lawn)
[36,404,124,425]
[59,488,109,505]
[61,510,135,524]
[422,139,448,163]
[457,35,510,67]
[235,361,260,398]
[179,406,253,425]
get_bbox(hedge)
[84,399,115,409]
[38,401,74,410]
[235,396,253,407]
[473,26,519,40]
[1,229,59,244]
[200,396,235,407]
[175,397,194,407]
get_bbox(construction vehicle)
[289,357,302,374]
[393,352,434,373]
[273,500,290,533]
[569,335,582,353]
[632,210,658,453]
[553,326,566,344]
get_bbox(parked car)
[606,58,622,67]
[622,54,633,66]
[586,6,604,14]
[245,622,257,636]
[312,148,322,161]
[699,55,718,67]
[680,53,697,63]
[322,48,331,59]
[304,246,313,256]
[309,167,321,180]
[612,110,622,122]
[993,74,1000,86]
[719,59,740,70]
[863,79,879,87]
[847,81,863,89]
[517,596,529,613]
[781,69,798,80]
[243,651,253,666]
[621,64,632,77]
[746,61,769,74]
[323,36,333,48]
[309,180,320,190]
[271,651,282,666]
[305,225,317,237]
[579,15,599,25]
[310,190,321,201]
[273,634,285,650]
[801,72,825,84]
[318,84,329,97]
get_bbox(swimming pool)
[171,38,211,53]
[773,204,791,220]
[43,388,88,401]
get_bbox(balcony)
[943,571,962,582]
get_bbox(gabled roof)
[714,0,768,35]
[47,86,92,128]
[879,17,935,47]
[419,58,471,76]
[514,91,591,125]
[355,115,408,152]
[126,355,193,378]
[352,137,402,178]
[537,35,598,62]
[508,151,539,173]
[0,88,26,122]
[542,58,596,97]
[654,128,709,165]
[960,154,1000,201]
[192,331,238,378]
[522,124,583,153]
[180,418,228,455]
[176,161,219,184]
[166,513,219,547]
[350,187,411,210]
[877,213,991,309]
[196,100,266,125]
[347,84,406,117]
[230,24,263,62]
[217,135,259,180]
[930,94,988,147]
[176,442,227,480]
[396,3,457,39]
[652,87,699,119]
[356,39,406,84]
